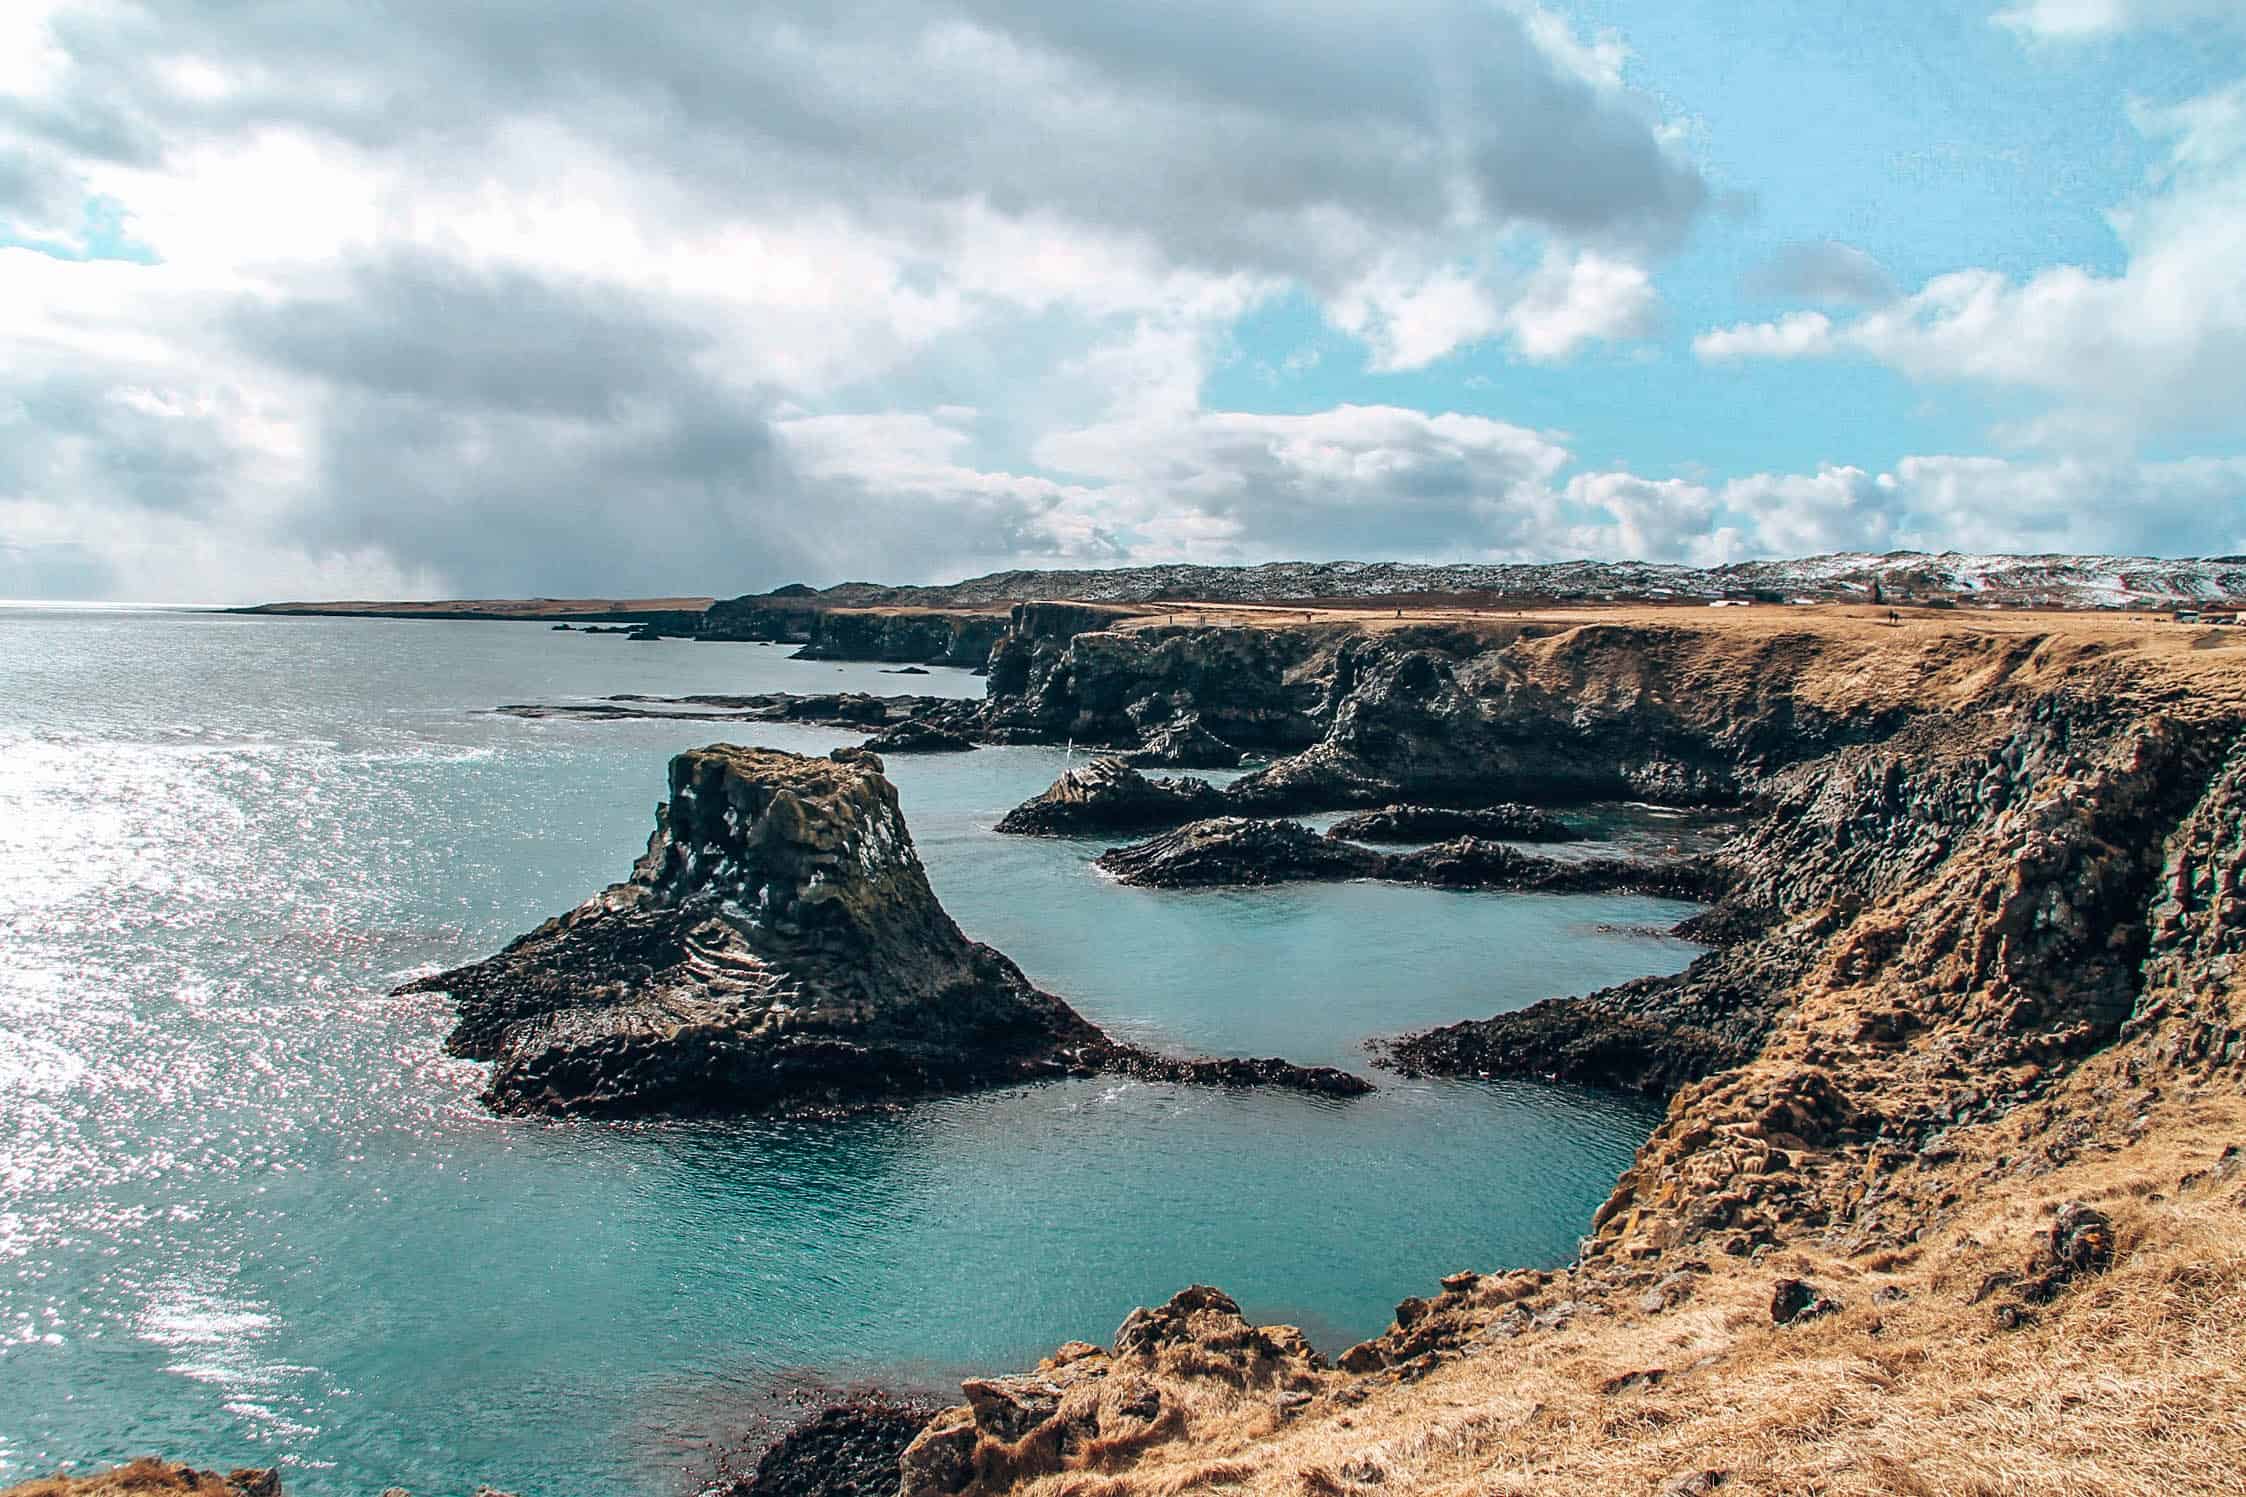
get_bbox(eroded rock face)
[401,745,1105,1117]
[983,615,1329,749]
[402,746,1368,1116]
[1095,818,1389,888]
[895,1286,1324,1497]
[1327,802,1581,843]
[993,758,1227,836]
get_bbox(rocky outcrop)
[984,615,1329,750]
[1379,934,1801,1097]
[1327,802,1581,843]
[399,746,1366,1116]
[1118,714,1246,769]
[992,759,1227,836]
[1095,818,1390,888]
[971,618,1970,813]
[1,1463,279,1497]
[862,720,976,754]
[698,599,1007,666]
[697,599,821,645]
[498,693,986,734]
[896,1287,1324,1497]
[1388,839,1728,901]
[699,1396,942,1497]
[399,745,1103,1117]
[1093,820,1725,898]
[790,611,1007,668]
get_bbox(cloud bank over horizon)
[1,0,2242,602]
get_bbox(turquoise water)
[0,610,1688,1495]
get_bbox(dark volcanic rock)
[1770,1277,1839,1325]
[778,692,890,725]
[1092,819,1718,899]
[1104,1049,1373,1097]
[1095,818,1389,888]
[983,609,1328,749]
[1390,839,1729,901]
[399,745,1105,1117]
[994,759,1227,836]
[1120,714,1246,769]
[862,720,976,754]
[789,610,1007,666]
[1327,803,1581,844]
[1378,938,1798,1097]
[698,600,1003,666]
[705,1397,940,1497]
[399,746,1366,1116]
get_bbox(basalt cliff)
[760,607,2246,1497]
[397,744,1366,1117]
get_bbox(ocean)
[0,607,1692,1494]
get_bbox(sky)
[2,0,2244,602]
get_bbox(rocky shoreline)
[56,600,2246,1496]
[685,606,2246,1495]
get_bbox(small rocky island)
[399,744,1366,1116]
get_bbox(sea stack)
[402,744,1107,1116]
[403,744,1367,1116]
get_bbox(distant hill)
[741,552,2246,612]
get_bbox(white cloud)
[1720,466,1899,557]
[0,0,1715,598]
[1558,472,1738,566]
[1891,453,2246,554]
[1506,250,1659,361]
[1032,404,1571,561]
[1556,455,2245,564]
[1328,248,1662,371]
[1692,80,2246,452]
[1995,0,2244,40]
[1693,310,1835,362]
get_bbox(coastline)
[15,596,2246,1496]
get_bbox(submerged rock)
[862,720,976,754]
[994,758,1227,836]
[1095,818,1388,888]
[400,746,1365,1116]
[1327,803,1581,844]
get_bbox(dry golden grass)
[1,1460,273,1497]
[1000,1088,2246,1497]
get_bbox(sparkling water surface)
[0,609,1687,1494]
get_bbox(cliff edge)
[868,614,2246,1497]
